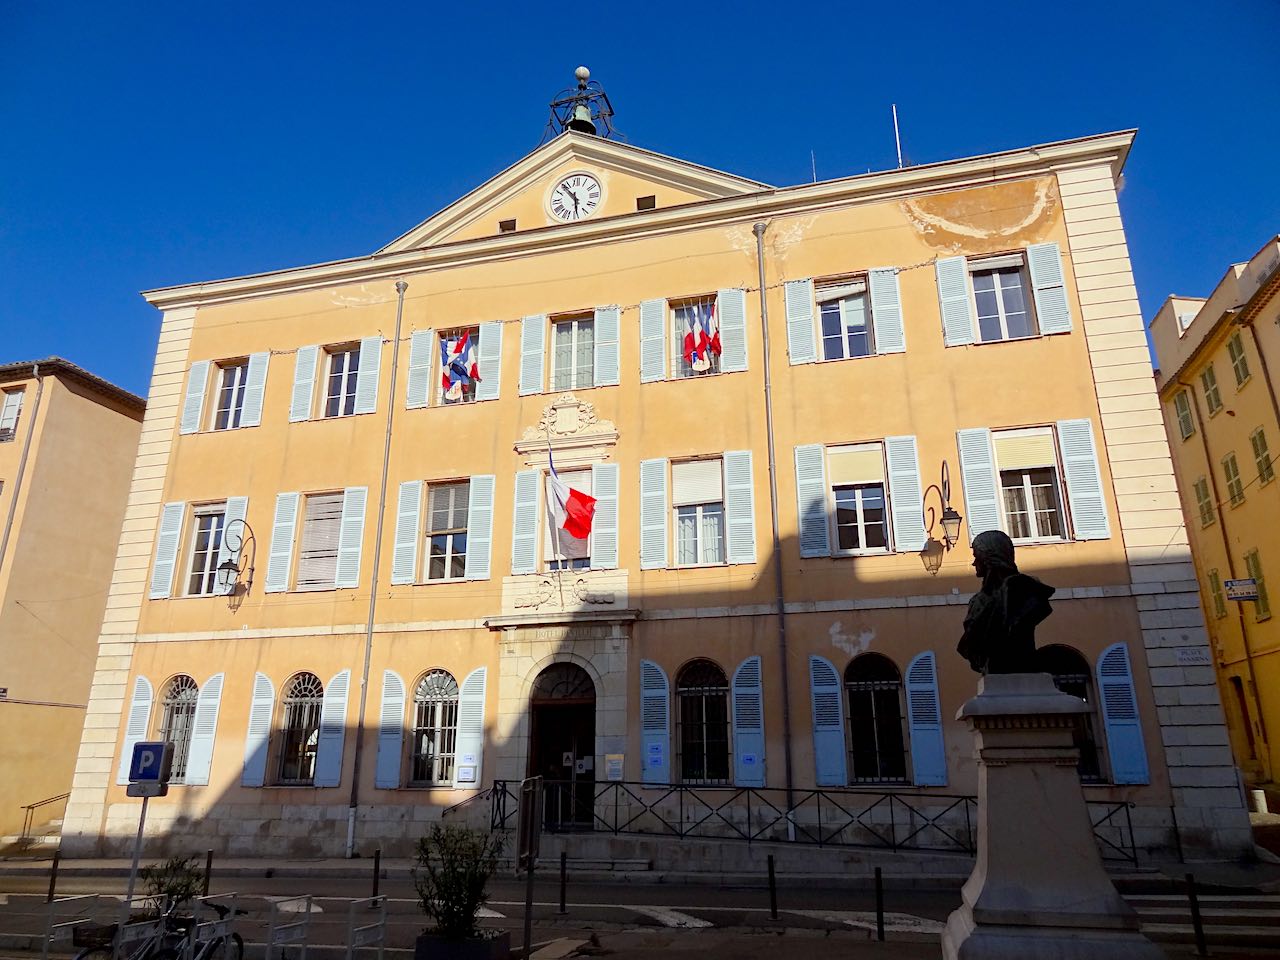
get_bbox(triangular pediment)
[379,131,770,253]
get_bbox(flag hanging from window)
[546,460,596,540]
[441,330,480,400]
[683,299,721,372]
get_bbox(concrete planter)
[413,930,510,960]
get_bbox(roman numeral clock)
[549,173,602,222]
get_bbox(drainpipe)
[0,363,46,576]
[1239,317,1280,468]
[752,222,797,821]
[346,279,409,858]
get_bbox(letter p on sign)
[129,741,174,784]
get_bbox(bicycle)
[181,900,246,960]
[70,898,187,960]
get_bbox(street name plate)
[1175,648,1212,666]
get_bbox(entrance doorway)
[528,663,596,831]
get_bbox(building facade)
[0,359,144,840]
[62,125,1253,860]
[1150,236,1280,791]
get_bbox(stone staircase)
[1127,890,1280,950]
[0,817,62,858]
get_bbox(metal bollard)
[1185,872,1208,957]
[203,849,213,898]
[557,852,567,915]
[373,848,382,901]
[46,849,60,904]
[767,854,778,920]
[874,867,885,942]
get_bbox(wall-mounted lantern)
[215,519,256,597]
[920,461,963,576]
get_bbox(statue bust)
[957,530,1056,674]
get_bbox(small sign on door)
[562,751,574,767]
[605,754,624,781]
[1226,578,1259,601]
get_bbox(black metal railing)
[488,780,1138,865]
[20,792,70,845]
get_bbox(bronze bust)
[957,530,1055,674]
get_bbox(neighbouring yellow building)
[1151,236,1280,796]
[0,358,144,842]
[61,78,1255,861]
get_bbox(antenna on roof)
[542,66,622,145]
[892,104,904,169]
[810,150,817,183]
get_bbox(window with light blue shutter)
[936,257,975,347]
[590,463,619,569]
[375,670,406,789]
[641,660,670,784]
[784,279,817,365]
[464,475,495,580]
[794,444,830,558]
[149,502,186,599]
[1026,242,1073,335]
[956,428,1000,542]
[732,656,765,787]
[405,331,433,409]
[511,470,539,574]
[116,676,154,784]
[640,458,669,569]
[353,336,382,414]
[184,672,224,786]
[868,269,905,354]
[519,315,547,395]
[594,306,620,386]
[241,673,275,787]
[453,667,487,787]
[289,346,319,422]
[905,651,946,786]
[391,481,422,585]
[885,436,926,552]
[809,656,847,786]
[180,361,210,435]
[240,353,270,427]
[717,289,748,373]
[335,487,368,589]
[475,323,503,402]
[1057,418,1110,540]
[640,299,667,382]
[313,670,350,787]
[723,451,756,564]
[1097,643,1149,784]
[265,493,300,593]
[216,497,249,595]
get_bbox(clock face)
[550,173,601,222]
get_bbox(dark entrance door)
[528,663,596,831]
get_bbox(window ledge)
[672,562,730,570]
[831,550,892,559]
[1260,476,1276,488]
[1009,537,1070,548]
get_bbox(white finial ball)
[575,66,590,82]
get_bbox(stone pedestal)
[942,673,1163,960]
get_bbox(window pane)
[834,487,860,550]
[701,504,725,563]
[820,304,845,361]
[575,320,595,388]
[998,269,1035,338]
[450,533,467,579]
[552,323,574,390]
[1001,475,1031,540]
[862,486,887,549]
[428,535,448,581]
[842,295,872,358]
[1028,468,1064,538]
[676,506,698,565]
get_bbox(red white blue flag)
[441,330,480,400]
[546,451,596,541]
[682,300,721,372]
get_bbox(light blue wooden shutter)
[724,451,756,564]
[519,315,546,396]
[335,487,368,588]
[475,322,503,402]
[640,660,670,785]
[374,670,405,789]
[717,288,748,373]
[640,299,667,382]
[1057,418,1111,540]
[353,335,382,414]
[391,481,422,585]
[794,444,830,558]
[289,346,319,422]
[116,675,153,784]
[732,656,765,787]
[936,257,974,347]
[180,361,210,435]
[314,669,350,787]
[240,353,270,427]
[184,672,224,786]
[784,279,817,365]
[1097,643,1149,784]
[241,673,274,787]
[216,496,249,595]
[1027,242,1073,335]
[906,652,946,786]
[453,667,487,787]
[464,475,496,580]
[594,306,620,387]
[869,268,906,355]
[885,436,926,552]
[149,502,185,599]
[405,330,433,409]
[956,428,1000,542]
[640,458,668,569]
[511,470,539,574]
[591,463,619,569]
[809,656,847,787]
[265,492,300,593]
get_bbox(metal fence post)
[767,855,778,920]
[1185,873,1208,957]
[372,848,381,901]
[874,866,885,942]
[203,849,213,898]
[46,849,60,904]
[557,852,567,915]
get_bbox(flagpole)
[545,417,566,604]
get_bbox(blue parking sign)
[129,741,174,783]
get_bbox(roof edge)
[0,357,146,414]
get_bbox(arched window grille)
[410,670,460,785]
[675,659,731,785]
[277,672,324,785]
[845,654,907,783]
[1035,645,1105,782]
[158,675,199,783]
[530,662,595,702]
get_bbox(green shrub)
[140,855,205,912]
[412,825,504,941]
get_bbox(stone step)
[1139,921,1280,948]
[1133,905,1280,926]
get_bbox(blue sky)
[2,2,1277,397]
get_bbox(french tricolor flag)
[546,454,596,541]
[682,299,721,372]
[441,330,481,400]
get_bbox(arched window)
[410,670,460,785]
[845,654,907,783]
[158,675,199,783]
[277,672,324,785]
[1036,645,1104,782]
[675,659,731,785]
